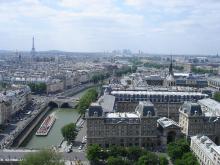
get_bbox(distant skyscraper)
[19,53,21,62]
[31,36,36,57]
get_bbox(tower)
[169,55,174,76]
[31,36,36,57]
[19,53,21,62]
[164,55,175,87]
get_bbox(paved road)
[58,83,94,97]
[0,98,47,149]
[0,149,87,161]
[75,121,87,145]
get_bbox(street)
[0,97,47,149]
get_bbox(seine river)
[22,89,88,149]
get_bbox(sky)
[0,0,220,55]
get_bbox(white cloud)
[0,0,219,54]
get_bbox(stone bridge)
[48,97,78,108]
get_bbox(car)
[67,148,72,153]
[78,145,83,150]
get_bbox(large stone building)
[46,79,64,94]
[191,135,220,165]
[86,94,181,148]
[179,100,220,144]
[0,85,31,125]
[86,101,160,148]
[208,77,220,90]
[0,96,11,125]
[111,90,207,121]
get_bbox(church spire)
[169,55,174,76]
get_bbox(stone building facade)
[0,85,31,125]
[191,135,220,165]
[179,101,220,144]
[86,101,159,148]
[157,117,181,145]
[111,90,207,122]
[86,99,181,148]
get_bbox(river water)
[23,89,89,149]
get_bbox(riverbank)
[23,108,80,149]
[16,87,96,149]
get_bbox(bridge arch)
[48,101,59,108]
[60,102,71,108]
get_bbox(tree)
[20,149,64,165]
[167,139,190,161]
[167,139,199,165]
[137,153,159,165]
[127,146,144,161]
[115,65,137,77]
[180,152,199,165]
[108,146,127,157]
[174,159,185,165]
[107,156,129,165]
[91,73,110,84]
[191,66,217,74]
[61,123,77,142]
[28,82,47,94]
[86,144,102,165]
[214,92,220,102]
[77,88,98,114]
[159,156,169,165]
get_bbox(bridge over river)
[48,96,78,108]
[8,85,96,149]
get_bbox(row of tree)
[28,82,47,94]
[76,88,98,114]
[167,139,199,165]
[144,62,184,71]
[115,65,137,77]
[20,149,64,165]
[191,66,217,74]
[87,144,168,165]
[91,73,110,84]
[214,92,220,102]
[129,58,143,66]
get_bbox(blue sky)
[0,0,220,54]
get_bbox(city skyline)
[0,0,220,55]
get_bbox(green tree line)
[214,92,220,102]
[144,62,184,71]
[76,88,98,114]
[87,144,168,165]
[167,139,199,165]
[20,149,64,165]
[91,73,110,84]
[191,66,217,74]
[28,82,47,94]
[115,65,137,77]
